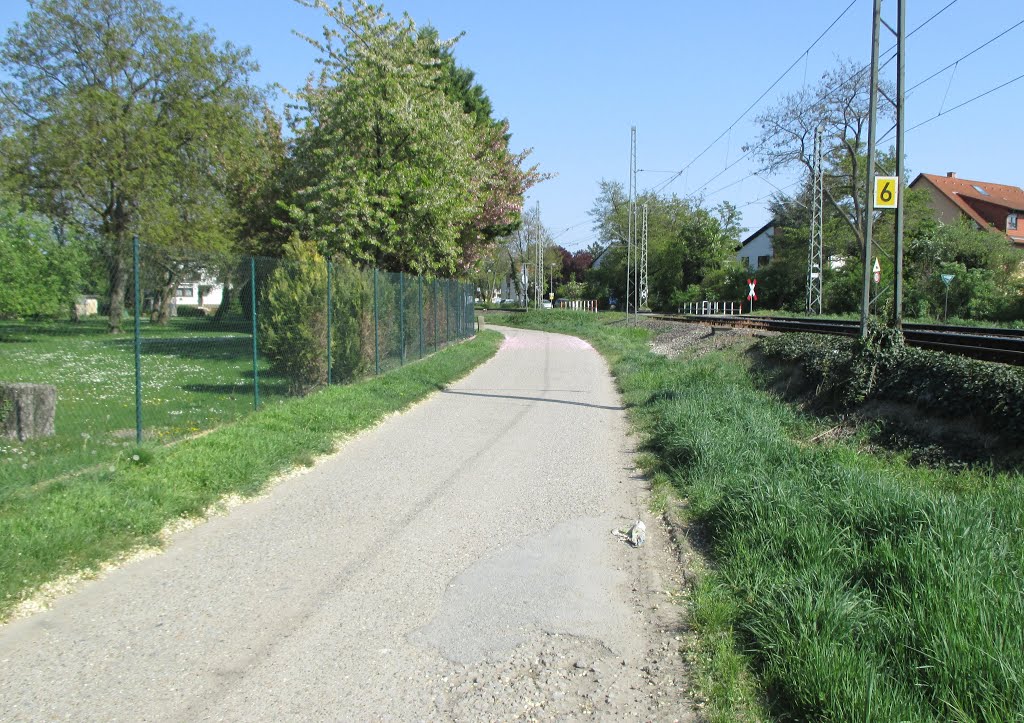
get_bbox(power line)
[647,0,973,219]
[819,1,960,108]
[881,71,1024,143]
[655,0,961,200]
[702,2,971,207]
[653,0,859,194]
[906,17,1024,95]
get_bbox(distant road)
[0,325,692,721]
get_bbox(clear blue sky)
[2,0,1022,250]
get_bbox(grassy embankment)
[495,310,1024,722]
[0,329,502,621]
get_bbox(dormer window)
[1010,213,1019,231]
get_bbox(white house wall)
[737,226,775,270]
[174,281,224,307]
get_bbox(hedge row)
[759,330,1024,437]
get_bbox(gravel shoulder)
[0,325,695,721]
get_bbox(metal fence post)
[433,279,438,352]
[251,257,260,410]
[327,259,333,385]
[399,271,405,366]
[418,274,424,359]
[445,279,451,344]
[133,236,143,445]
[373,267,380,375]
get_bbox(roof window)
[971,184,990,196]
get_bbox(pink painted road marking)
[500,335,594,352]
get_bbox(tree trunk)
[153,271,178,325]
[108,253,129,334]
[214,275,233,322]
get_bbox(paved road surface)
[0,326,692,721]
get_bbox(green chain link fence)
[0,241,476,493]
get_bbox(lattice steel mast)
[640,203,649,311]
[807,125,824,315]
[626,126,636,320]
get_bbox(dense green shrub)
[329,258,373,382]
[0,200,84,320]
[260,236,330,394]
[759,329,1024,436]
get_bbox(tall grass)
[497,311,1024,721]
[0,330,502,621]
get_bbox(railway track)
[648,314,1024,366]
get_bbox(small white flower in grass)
[132,454,140,462]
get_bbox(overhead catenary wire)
[651,0,860,195]
[906,17,1024,96]
[653,0,963,200]
[638,0,1009,238]
[880,71,1024,143]
[684,2,999,209]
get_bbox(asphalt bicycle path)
[0,325,694,721]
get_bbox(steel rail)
[649,314,1024,365]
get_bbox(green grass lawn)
[0,313,469,497]
[0,318,287,497]
[495,310,1024,722]
[0,328,502,621]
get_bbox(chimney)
[947,172,957,178]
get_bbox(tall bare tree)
[746,59,895,256]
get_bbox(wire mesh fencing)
[0,242,476,493]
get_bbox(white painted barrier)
[555,299,598,312]
[680,301,744,315]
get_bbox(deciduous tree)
[0,0,264,331]
[747,59,895,257]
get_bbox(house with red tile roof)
[909,172,1024,248]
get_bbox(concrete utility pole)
[860,0,906,337]
[807,125,824,315]
[640,203,649,311]
[893,0,907,328]
[860,0,882,339]
[626,126,636,322]
[535,203,543,308]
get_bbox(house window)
[757,255,772,268]
[1009,213,1019,231]
[740,255,751,269]
[176,287,194,298]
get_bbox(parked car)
[541,300,552,309]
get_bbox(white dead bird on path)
[613,520,647,547]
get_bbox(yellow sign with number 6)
[874,176,899,209]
